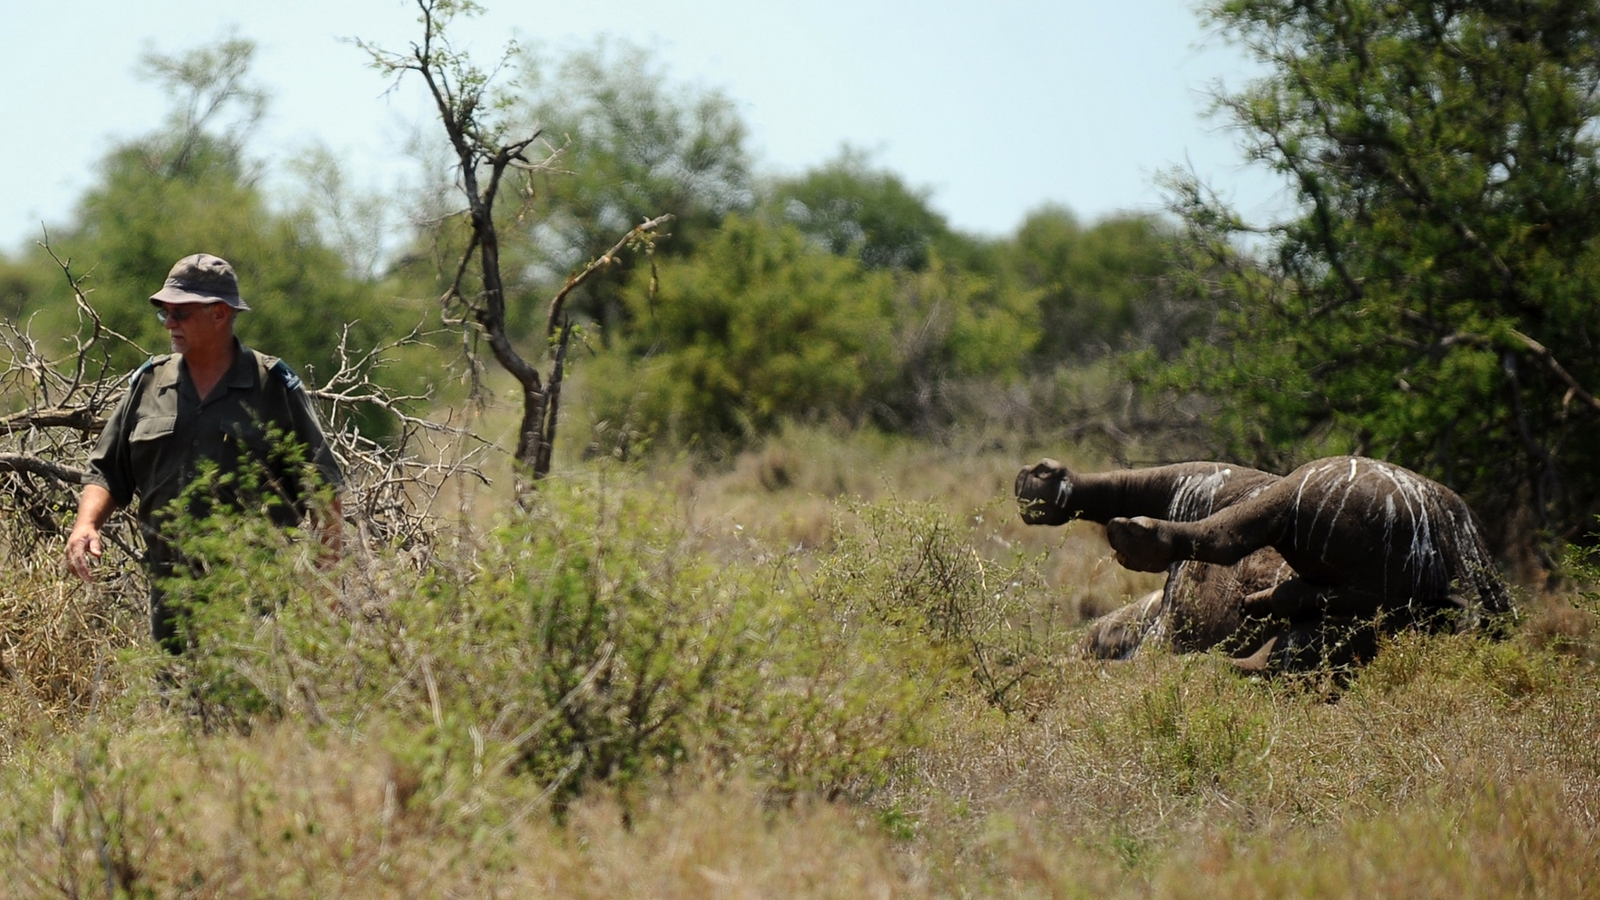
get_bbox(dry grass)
[669,423,1165,624]
[3,423,1599,898]
[4,723,924,899]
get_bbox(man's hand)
[66,484,117,582]
[66,523,103,581]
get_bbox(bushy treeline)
[0,33,1180,458]
[8,0,1600,558]
[1159,0,1600,557]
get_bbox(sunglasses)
[155,304,214,325]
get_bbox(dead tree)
[361,0,671,500]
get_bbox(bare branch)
[361,0,673,497]
[0,454,86,483]
[0,407,105,437]
[1510,329,1600,415]
[546,214,675,337]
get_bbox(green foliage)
[5,732,167,898]
[772,147,953,272]
[889,254,1036,408]
[1005,205,1180,364]
[1127,666,1266,795]
[152,429,336,719]
[812,500,1054,713]
[152,469,1011,809]
[141,461,1068,811]
[4,39,400,441]
[1166,0,1600,550]
[581,210,1047,451]
[586,214,897,456]
[0,257,51,324]
[508,39,753,337]
[706,497,1054,799]
[160,471,753,807]
[1570,539,1600,620]
[475,485,760,795]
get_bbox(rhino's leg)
[1104,479,1300,573]
[1018,459,1280,527]
[1103,512,1273,572]
[1241,578,1386,620]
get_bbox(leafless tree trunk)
[362,0,671,500]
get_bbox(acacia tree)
[1167,0,1600,558]
[362,0,669,490]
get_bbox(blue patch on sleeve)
[270,359,303,391]
[127,357,157,388]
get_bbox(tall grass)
[2,425,1598,897]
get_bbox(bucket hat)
[149,253,250,310]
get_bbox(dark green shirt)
[86,342,344,533]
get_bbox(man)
[65,253,345,652]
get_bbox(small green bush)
[585,214,897,458]
[813,499,1057,714]
[161,468,761,808]
[1128,668,1266,796]
[153,468,1043,810]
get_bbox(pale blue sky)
[1,0,1283,253]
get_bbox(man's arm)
[66,483,118,581]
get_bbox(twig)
[545,214,674,337]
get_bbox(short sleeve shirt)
[86,342,344,529]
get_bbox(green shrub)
[701,498,1052,800]
[154,469,1021,810]
[812,499,1056,714]
[1128,667,1266,796]
[586,214,896,458]
[159,468,759,807]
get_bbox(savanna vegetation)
[2,0,1599,896]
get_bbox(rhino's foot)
[1105,516,1178,572]
[1015,459,1074,526]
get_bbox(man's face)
[157,302,228,355]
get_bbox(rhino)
[1015,456,1514,672]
